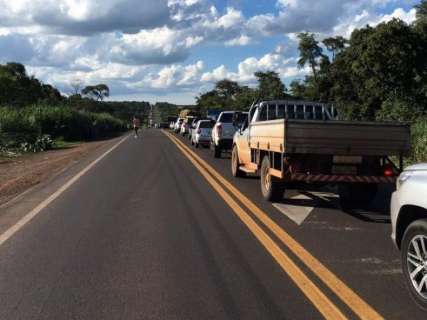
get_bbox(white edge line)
[0,135,130,247]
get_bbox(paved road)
[0,129,425,319]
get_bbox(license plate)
[333,156,362,164]
[332,165,358,175]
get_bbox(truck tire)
[260,156,285,202]
[231,145,246,178]
[401,219,427,310]
[212,142,221,158]
[339,184,377,208]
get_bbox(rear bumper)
[196,136,211,144]
[290,173,396,184]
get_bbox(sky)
[0,0,420,104]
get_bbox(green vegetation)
[0,106,127,154]
[0,63,149,155]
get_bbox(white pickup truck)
[211,111,248,158]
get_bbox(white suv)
[211,111,248,158]
[391,163,427,309]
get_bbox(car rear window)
[199,121,214,128]
[219,113,233,123]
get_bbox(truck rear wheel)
[232,145,246,178]
[260,156,285,202]
[339,184,378,208]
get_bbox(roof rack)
[257,100,338,121]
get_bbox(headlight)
[396,171,412,190]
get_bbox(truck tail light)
[216,123,222,137]
[383,164,394,177]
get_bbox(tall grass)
[0,105,126,151]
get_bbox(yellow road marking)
[164,131,347,320]
[165,131,383,320]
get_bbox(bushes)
[0,105,126,152]
[411,118,427,163]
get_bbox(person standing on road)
[132,116,141,138]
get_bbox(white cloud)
[201,49,306,84]
[225,35,252,46]
[333,7,416,37]
[0,0,419,103]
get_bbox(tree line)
[196,1,427,123]
[0,63,149,152]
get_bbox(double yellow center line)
[163,130,383,320]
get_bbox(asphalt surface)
[0,129,425,319]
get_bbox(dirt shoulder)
[0,139,117,206]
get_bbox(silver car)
[391,163,427,309]
[191,120,214,148]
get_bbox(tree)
[289,80,307,99]
[415,0,427,20]
[70,79,83,95]
[82,84,110,101]
[215,79,241,101]
[233,86,258,110]
[329,19,425,120]
[297,32,324,82]
[196,90,224,110]
[322,36,348,60]
[254,71,287,100]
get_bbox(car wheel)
[401,219,427,310]
[191,139,194,146]
[232,145,246,178]
[195,143,199,148]
[260,156,285,202]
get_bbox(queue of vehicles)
[166,100,426,309]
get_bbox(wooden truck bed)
[249,119,411,156]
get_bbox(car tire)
[260,156,285,202]
[232,145,246,178]
[338,184,377,208]
[191,139,194,146]
[401,219,427,310]
[195,143,199,148]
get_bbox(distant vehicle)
[180,116,195,136]
[159,122,169,129]
[188,117,201,141]
[211,111,248,158]
[232,100,410,204]
[191,120,214,148]
[174,118,184,133]
[391,163,427,309]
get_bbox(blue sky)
[0,0,420,104]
